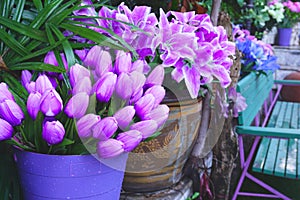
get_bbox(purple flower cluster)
[0,83,23,140]
[234,26,280,74]
[79,2,235,99]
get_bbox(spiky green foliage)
[0,1,123,199]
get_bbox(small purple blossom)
[40,89,63,117]
[69,64,91,88]
[0,99,24,126]
[0,83,15,102]
[116,130,142,152]
[92,117,118,140]
[76,114,101,138]
[94,72,117,102]
[0,118,13,141]
[35,74,53,94]
[27,92,42,120]
[113,106,135,130]
[97,139,125,158]
[42,119,65,145]
[64,92,89,118]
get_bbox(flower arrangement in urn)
[0,0,236,160]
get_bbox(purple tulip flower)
[114,50,132,75]
[97,139,125,158]
[21,70,32,87]
[40,89,63,117]
[27,92,42,120]
[76,114,101,138]
[35,74,54,94]
[69,64,91,88]
[84,46,113,77]
[44,51,68,76]
[113,106,135,130]
[92,117,118,140]
[129,71,146,96]
[0,118,13,141]
[145,65,164,88]
[144,85,166,108]
[144,104,169,128]
[64,92,89,118]
[0,100,24,126]
[0,83,15,102]
[72,76,92,95]
[42,119,65,145]
[130,120,158,139]
[115,73,134,100]
[94,72,117,102]
[134,93,155,119]
[116,130,142,152]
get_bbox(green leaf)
[12,0,25,22]
[237,0,244,7]
[48,0,79,25]
[60,22,127,51]
[48,23,75,67]
[0,28,30,56]
[0,16,47,42]
[33,0,43,11]
[1,72,28,100]
[9,62,66,72]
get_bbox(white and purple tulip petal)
[0,118,13,141]
[145,65,164,88]
[94,72,117,102]
[76,114,101,138]
[27,91,42,120]
[40,89,63,117]
[144,104,169,128]
[115,73,134,100]
[35,74,54,94]
[97,139,125,158]
[92,117,118,140]
[144,85,166,108]
[134,93,155,119]
[116,130,142,152]
[69,63,91,88]
[72,76,92,95]
[0,83,15,102]
[114,51,132,75]
[64,92,89,118]
[130,120,158,139]
[42,119,65,145]
[0,99,24,126]
[113,106,135,130]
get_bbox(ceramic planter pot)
[14,149,127,200]
[277,28,292,46]
[122,92,203,192]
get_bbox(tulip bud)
[129,88,143,105]
[75,49,88,61]
[131,59,151,74]
[113,106,135,130]
[0,83,15,102]
[69,64,90,88]
[97,139,124,158]
[129,71,146,96]
[130,120,158,139]
[21,70,32,87]
[115,73,134,100]
[35,74,53,94]
[116,130,142,152]
[42,119,65,145]
[134,94,155,119]
[44,51,68,76]
[92,117,118,140]
[144,85,166,108]
[145,65,164,88]
[94,72,117,102]
[0,118,13,141]
[144,105,169,128]
[76,114,101,138]
[64,92,89,118]
[0,100,24,126]
[72,76,92,95]
[114,51,132,75]
[40,89,63,117]
[26,82,36,93]
[27,92,42,120]
[84,46,113,77]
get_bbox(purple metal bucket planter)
[277,28,292,46]
[14,150,127,200]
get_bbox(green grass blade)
[48,0,79,25]
[60,22,126,51]
[33,0,43,11]
[49,23,75,67]
[0,16,47,42]
[9,62,66,72]
[1,72,28,100]
[0,28,29,56]
[12,0,25,22]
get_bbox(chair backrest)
[236,72,274,126]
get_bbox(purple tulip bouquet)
[0,1,235,158]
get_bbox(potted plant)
[274,0,300,46]
[92,2,236,192]
[0,1,170,199]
